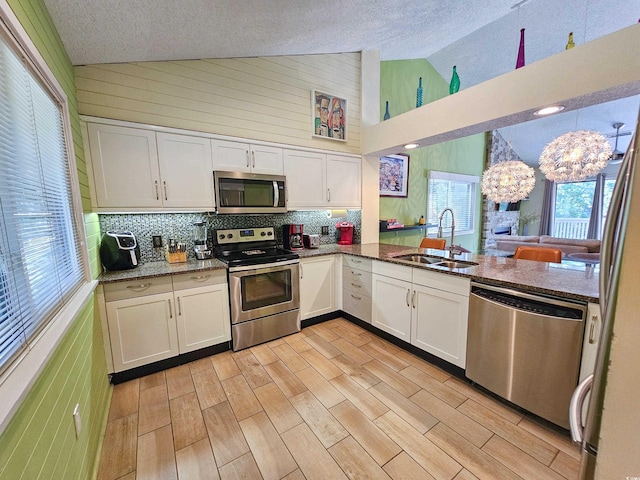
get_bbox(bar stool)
[419,238,446,249]
[513,246,562,263]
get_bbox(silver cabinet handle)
[588,313,599,344]
[351,283,361,288]
[569,374,593,443]
[351,270,362,276]
[412,290,416,308]
[327,188,331,202]
[163,180,168,201]
[406,289,410,307]
[168,299,173,319]
[300,263,304,279]
[154,180,159,200]
[350,294,362,300]
[177,297,182,316]
[190,275,211,281]
[246,150,250,168]
[126,283,151,289]
[252,151,256,169]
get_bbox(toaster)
[303,234,320,249]
[100,231,140,271]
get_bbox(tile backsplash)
[99,210,361,264]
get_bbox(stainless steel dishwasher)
[466,282,586,428]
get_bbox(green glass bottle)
[449,66,460,94]
[565,32,575,50]
[383,101,390,120]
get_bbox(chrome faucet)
[437,208,456,259]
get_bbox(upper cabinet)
[87,124,214,210]
[211,139,283,175]
[284,150,361,209]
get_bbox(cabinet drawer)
[104,276,173,302]
[343,255,372,272]
[342,266,372,296]
[412,268,470,296]
[172,269,227,291]
[372,260,412,282]
[343,289,372,323]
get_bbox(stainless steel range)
[214,227,300,351]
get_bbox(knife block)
[165,246,187,263]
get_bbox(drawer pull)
[350,283,361,288]
[351,271,362,276]
[126,283,152,289]
[190,274,211,281]
[350,294,362,300]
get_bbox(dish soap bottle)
[419,215,426,225]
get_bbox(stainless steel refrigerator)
[569,113,640,479]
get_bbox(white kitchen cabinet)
[88,123,161,208]
[342,255,372,323]
[173,271,231,353]
[211,139,283,175]
[284,149,361,209]
[300,256,335,319]
[410,268,470,368]
[156,133,214,208]
[87,124,215,210]
[106,291,179,372]
[371,261,413,341]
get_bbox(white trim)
[429,171,480,184]
[0,280,98,434]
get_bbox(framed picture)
[379,154,410,197]
[312,90,347,142]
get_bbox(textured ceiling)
[42,0,640,164]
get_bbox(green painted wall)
[379,60,485,251]
[0,1,110,479]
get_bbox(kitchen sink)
[432,260,479,269]
[392,254,445,264]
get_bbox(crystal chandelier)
[481,160,536,203]
[538,130,612,182]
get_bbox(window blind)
[427,171,479,235]
[0,33,83,372]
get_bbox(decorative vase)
[449,66,460,94]
[565,31,575,50]
[516,28,525,69]
[416,77,423,108]
[383,101,390,120]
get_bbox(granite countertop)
[98,243,599,303]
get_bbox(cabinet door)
[175,284,231,353]
[300,256,335,319]
[250,145,283,175]
[211,139,251,172]
[88,123,161,208]
[326,155,361,208]
[106,292,178,372]
[283,150,326,208]
[371,274,412,341]
[411,284,469,368]
[157,133,214,208]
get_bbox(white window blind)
[427,171,479,236]
[0,34,84,373]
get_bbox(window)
[552,177,615,239]
[427,171,479,236]
[0,30,85,373]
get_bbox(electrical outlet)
[152,235,163,248]
[73,404,82,438]
[321,225,329,236]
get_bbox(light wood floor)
[97,318,580,480]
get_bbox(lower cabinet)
[300,255,336,320]
[372,261,470,368]
[342,255,372,323]
[102,270,230,372]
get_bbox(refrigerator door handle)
[570,374,594,443]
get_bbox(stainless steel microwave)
[213,171,287,214]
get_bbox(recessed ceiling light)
[403,143,419,150]
[534,105,565,116]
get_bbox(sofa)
[495,235,601,256]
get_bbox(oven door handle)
[228,259,300,273]
[273,181,280,208]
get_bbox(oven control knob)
[218,234,225,239]
[261,232,266,236]
[267,231,273,236]
[228,234,233,238]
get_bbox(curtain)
[587,173,605,239]
[538,179,555,236]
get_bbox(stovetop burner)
[214,227,299,267]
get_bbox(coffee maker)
[193,222,212,259]
[282,224,304,251]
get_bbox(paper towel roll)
[327,209,348,218]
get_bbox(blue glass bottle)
[449,66,460,94]
[416,77,423,108]
[383,101,390,120]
